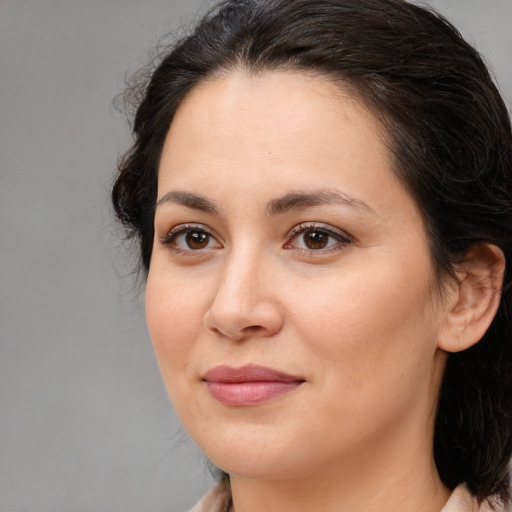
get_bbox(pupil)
[304,231,328,249]
[186,231,208,249]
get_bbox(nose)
[203,250,284,341]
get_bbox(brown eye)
[284,223,351,254]
[161,224,222,253]
[303,230,329,249]
[185,231,210,249]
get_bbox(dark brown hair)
[112,0,512,504]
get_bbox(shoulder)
[188,484,231,512]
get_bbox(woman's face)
[146,71,449,480]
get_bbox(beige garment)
[188,483,229,512]
[188,483,505,512]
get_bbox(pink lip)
[202,365,305,406]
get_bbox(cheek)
[285,278,437,450]
[145,269,207,377]
[288,258,437,391]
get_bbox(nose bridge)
[221,244,261,302]
[203,243,283,340]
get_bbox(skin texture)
[145,71,502,511]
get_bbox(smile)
[202,365,305,406]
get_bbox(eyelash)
[159,222,352,256]
[284,222,352,256]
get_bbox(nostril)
[242,325,264,334]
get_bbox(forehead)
[158,70,396,197]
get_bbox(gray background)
[1,1,511,511]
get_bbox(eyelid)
[286,222,351,241]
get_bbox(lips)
[202,365,305,406]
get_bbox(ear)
[438,243,505,353]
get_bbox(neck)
[229,411,450,512]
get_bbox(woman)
[112,0,512,510]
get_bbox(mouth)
[202,364,305,406]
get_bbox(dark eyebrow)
[156,191,220,215]
[266,189,377,217]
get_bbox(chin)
[187,420,327,481]
[207,448,306,481]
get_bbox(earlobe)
[438,244,505,353]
